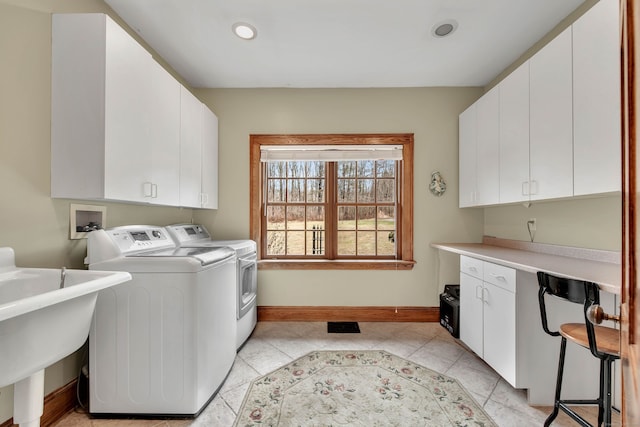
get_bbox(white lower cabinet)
[460,256,521,387]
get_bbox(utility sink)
[0,247,131,427]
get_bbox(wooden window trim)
[250,133,415,270]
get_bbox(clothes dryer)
[86,226,236,416]
[166,224,257,349]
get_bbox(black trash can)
[439,284,460,338]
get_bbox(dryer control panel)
[166,224,211,244]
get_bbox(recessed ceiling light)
[432,20,458,38]
[232,22,257,40]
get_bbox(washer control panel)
[166,224,211,244]
[107,227,174,254]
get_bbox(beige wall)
[0,1,194,421]
[0,0,619,422]
[194,87,485,308]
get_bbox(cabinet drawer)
[460,256,483,279]
[483,262,516,293]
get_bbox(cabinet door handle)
[530,180,538,195]
[475,285,483,300]
[490,273,506,281]
[482,287,489,304]
[151,184,157,198]
[468,266,478,273]
[200,193,208,207]
[522,181,529,196]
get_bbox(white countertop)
[431,241,621,295]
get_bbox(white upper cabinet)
[475,86,500,206]
[148,60,181,206]
[458,86,500,208]
[179,87,204,208]
[52,13,154,203]
[499,61,530,204]
[459,104,478,207]
[529,27,574,201]
[52,13,218,209]
[200,106,219,209]
[572,0,621,196]
[178,87,219,210]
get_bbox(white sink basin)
[0,247,131,426]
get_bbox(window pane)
[376,160,395,178]
[338,231,356,255]
[376,179,395,202]
[267,161,287,178]
[357,179,375,202]
[377,207,395,230]
[287,179,305,202]
[266,231,285,255]
[307,206,325,225]
[357,160,375,178]
[286,231,305,255]
[337,161,356,178]
[306,161,324,178]
[338,206,356,230]
[357,206,376,230]
[377,231,396,256]
[286,206,305,230]
[267,179,286,202]
[337,179,355,202]
[288,161,305,178]
[306,179,325,202]
[357,231,376,255]
[306,228,325,255]
[267,206,285,230]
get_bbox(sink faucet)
[59,267,66,289]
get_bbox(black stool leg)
[603,358,613,427]
[545,337,568,427]
[598,358,605,426]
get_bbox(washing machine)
[166,224,257,349]
[86,225,237,416]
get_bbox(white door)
[475,86,500,206]
[482,282,516,386]
[529,27,573,201]
[499,61,530,204]
[200,106,219,209]
[180,87,203,208]
[459,104,477,207]
[460,272,484,357]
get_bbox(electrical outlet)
[527,218,537,231]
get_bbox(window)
[250,134,414,270]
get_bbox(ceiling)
[104,0,586,89]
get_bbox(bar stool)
[537,272,620,427]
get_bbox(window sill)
[258,259,416,270]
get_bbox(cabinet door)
[572,0,621,196]
[475,86,500,206]
[499,61,530,204]
[460,272,484,357]
[179,87,203,208]
[150,61,181,206]
[483,282,516,386]
[529,27,573,201]
[103,16,153,202]
[200,106,219,209]
[459,104,477,207]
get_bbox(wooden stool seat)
[560,323,620,356]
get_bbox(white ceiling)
[104,0,585,89]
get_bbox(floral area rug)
[233,350,497,426]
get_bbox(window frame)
[250,134,415,270]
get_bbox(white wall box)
[51,13,218,209]
[499,61,530,204]
[572,0,621,196]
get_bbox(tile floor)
[52,321,620,427]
